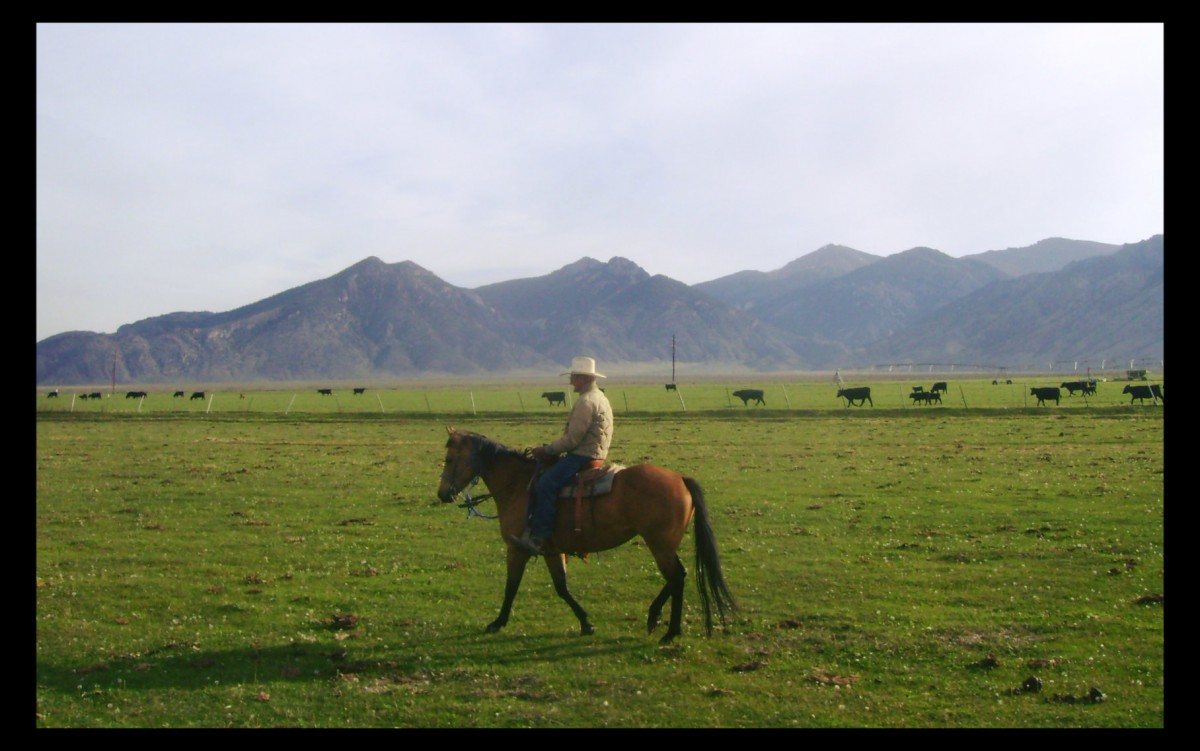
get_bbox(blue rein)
[443,440,497,520]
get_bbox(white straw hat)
[563,356,606,378]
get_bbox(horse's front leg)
[545,553,594,636]
[487,547,531,633]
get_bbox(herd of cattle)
[42,381,1165,407]
[47,387,375,401]
[1029,381,1163,406]
[830,378,1162,408]
[906,382,949,406]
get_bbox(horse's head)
[437,427,481,503]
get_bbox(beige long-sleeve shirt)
[545,382,613,459]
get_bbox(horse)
[436,427,736,644]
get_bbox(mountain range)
[35,235,1164,385]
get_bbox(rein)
[442,437,498,520]
[459,483,497,520]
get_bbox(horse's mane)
[456,431,532,465]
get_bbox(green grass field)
[35,381,1164,728]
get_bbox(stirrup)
[509,532,543,556]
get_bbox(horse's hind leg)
[545,554,594,636]
[648,552,686,644]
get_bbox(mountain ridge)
[36,235,1163,384]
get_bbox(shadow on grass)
[35,622,660,696]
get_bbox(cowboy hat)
[562,356,606,378]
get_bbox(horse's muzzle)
[437,485,458,504]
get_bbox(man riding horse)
[510,356,613,556]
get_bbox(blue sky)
[36,23,1163,342]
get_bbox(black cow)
[912,386,924,393]
[353,387,366,395]
[665,383,677,391]
[125,390,147,399]
[542,391,566,406]
[909,391,941,405]
[732,389,765,406]
[1030,387,1061,406]
[318,388,333,396]
[1123,384,1163,404]
[90,392,103,400]
[1061,380,1097,396]
[837,387,872,407]
[173,391,185,398]
[190,391,205,400]
[931,382,948,394]
[47,390,59,398]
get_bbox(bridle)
[441,436,497,520]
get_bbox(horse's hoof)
[658,632,677,645]
[580,624,595,636]
[485,622,503,633]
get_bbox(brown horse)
[436,427,736,644]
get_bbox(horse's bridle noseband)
[442,437,496,519]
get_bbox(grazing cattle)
[47,390,59,398]
[1122,384,1163,404]
[173,390,185,398]
[1030,387,1061,406]
[992,380,998,385]
[125,390,147,399]
[912,386,924,393]
[732,389,765,406]
[665,383,677,391]
[318,388,333,396]
[541,391,566,406]
[190,391,205,401]
[353,387,366,395]
[89,392,103,400]
[1061,381,1097,396]
[931,382,948,395]
[909,391,941,405]
[837,387,873,407]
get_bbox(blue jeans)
[530,453,591,540]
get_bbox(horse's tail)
[684,476,737,635]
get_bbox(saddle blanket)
[556,464,624,500]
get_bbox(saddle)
[531,460,625,536]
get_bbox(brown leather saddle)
[532,460,624,536]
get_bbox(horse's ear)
[446,426,455,435]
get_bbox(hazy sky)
[36,22,1163,342]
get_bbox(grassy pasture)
[35,394,1164,727]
